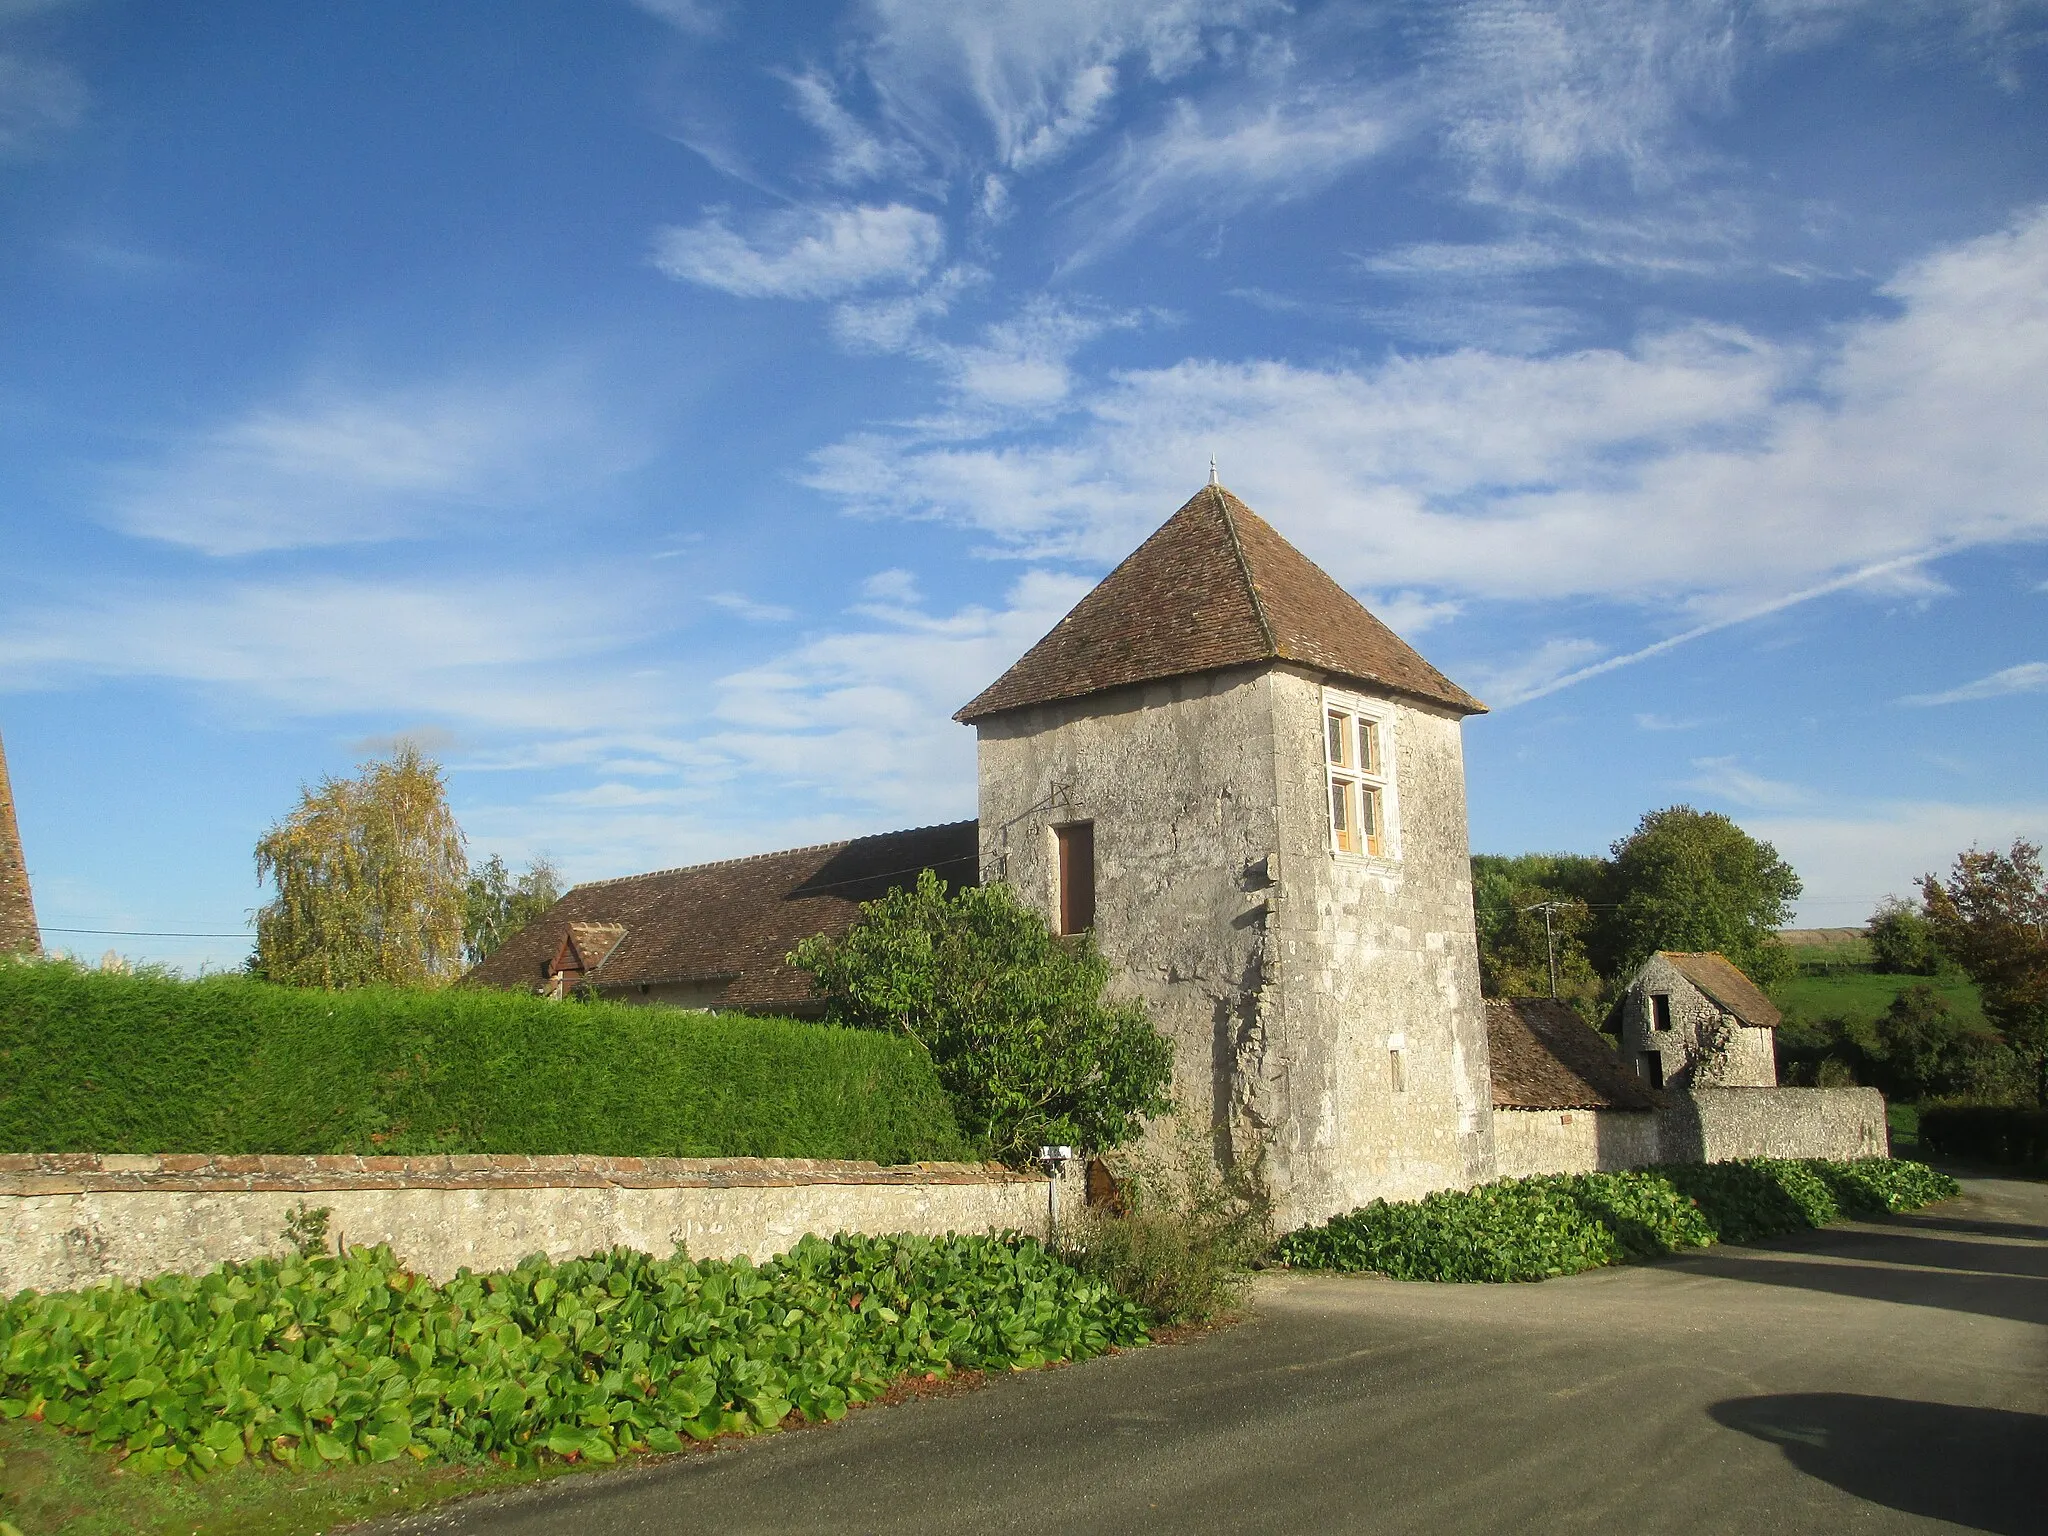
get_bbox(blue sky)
[3,0,2045,971]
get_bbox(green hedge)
[0,962,968,1162]
[1276,1158,1959,1282]
[0,1234,1148,1476]
[1918,1105,2048,1168]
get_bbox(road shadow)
[1673,1245,2047,1327]
[1884,1211,2048,1243]
[1711,1393,2046,1534]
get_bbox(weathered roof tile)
[1658,951,1783,1029]
[464,822,979,1012]
[956,484,1484,722]
[1486,998,1655,1111]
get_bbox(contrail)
[1502,552,1933,707]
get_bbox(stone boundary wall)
[1491,1088,1890,1180]
[0,1154,1048,1294]
[1660,1087,1890,1164]
[1492,1108,1660,1177]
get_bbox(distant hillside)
[1776,927,1868,949]
[1772,930,1988,1037]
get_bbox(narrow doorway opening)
[1055,821,1095,936]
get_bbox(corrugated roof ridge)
[571,819,977,892]
[1213,483,1278,655]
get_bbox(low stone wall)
[1492,1088,1889,1179]
[1492,1108,1660,1177]
[0,1154,1047,1294]
[1659,1087,1890,1164]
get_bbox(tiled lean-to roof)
[464,821,980,1013]
[955,483,1485,723]
[1658,951,1783,1029]
[1486,998,1656,1112]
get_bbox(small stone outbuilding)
[1615,951,1781,1091]
[1486,998,1657,1175]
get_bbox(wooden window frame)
[1054,821,1096,937]
[1322,689,1397,861]
[1650,993,1673,1032]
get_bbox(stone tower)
[0,728,40,957]
[957,485,1495,1228]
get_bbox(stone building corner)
[0,729,40,957]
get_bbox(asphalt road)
[378,1174,2048,1535]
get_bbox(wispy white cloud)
[1363,592,1463,637]
[0,48,82,159]
[1463,637,1606,707]
[854,0,1265,172]
[810,208,2048,639]
[702,567,1093,820]
[1685,754,1811,810]
[706,591,797,624]
[1635,711,1704,731]
[1062,90,1397,266]
[1749,798,2048,926]
[781,68,921,185]
[1433,0,1742,189]
[0,575,673,732]
[1899,660,2048,706]
[652,202,944,299]
[107,370,637,556]
[629,0,722,38]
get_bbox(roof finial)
[1208,452,1219,487]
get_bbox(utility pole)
[1519,901,1563,998]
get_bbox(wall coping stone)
[0,1153,1038,1198]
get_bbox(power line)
[41,927,251,939]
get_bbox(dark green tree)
[789,871,1175,1166]
[463,854,563,966]
[1921,840,2048,1105]
[1604,806,1802,986]
[1868,896,1943,976]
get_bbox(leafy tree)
[790,870,1175,1166]
[1921,840,2048,1105]
[1470,862,1602,1016]
[1605,806,1802,986]
[1868,896,1943,976]
[1871,985,1970,1101]
[463,854,563,966]
[1472,852,1610,1021]
[253,743,467,989]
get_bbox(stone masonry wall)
[973,662,1495,1232]
[0,1154,1046,1294]
[0,729,38,957]
[1618,955,1777,1089]
[975,666,1288,1211]
[1493,1089,1889,1179]
[1659,1087,1889,1163]
[1263,667,1495,1221]
[1492,1108,1660,1177]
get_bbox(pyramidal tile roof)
[955,484,1485,723]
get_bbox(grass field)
[0,1414,572,1536]
[1770,936,1988,1036]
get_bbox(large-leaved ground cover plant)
[1277,1158,1957,1282]
[0,960,967,1162]
[0,1234,1148,1479]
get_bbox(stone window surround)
[1321,686,1400,864]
